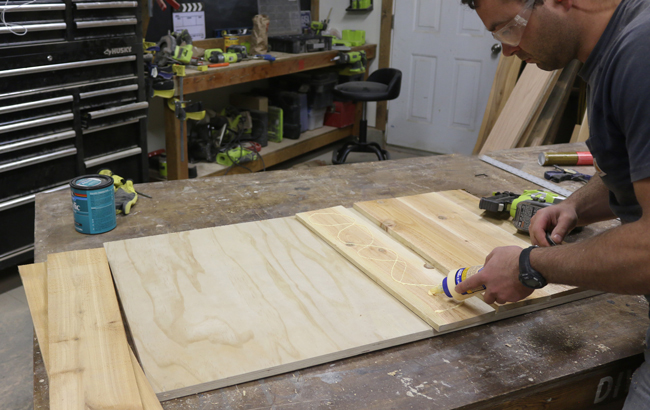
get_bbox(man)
[455,0,650,407]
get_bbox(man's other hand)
[529,204,579,246]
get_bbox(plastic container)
[325,101,356,128]
[429,266,486,301]
[268,34,332,54]
[308,107,327,131]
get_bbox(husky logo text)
[104,47,132,56]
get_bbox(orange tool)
[208,62,230,68]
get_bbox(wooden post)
[164,96,189,181]
[311,0,319,21]
[375,0,394,132]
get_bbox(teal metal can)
[70,175,116,234]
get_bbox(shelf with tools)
[193,125,352,177]
[164,43,376,180]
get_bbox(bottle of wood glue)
[428,266,486,301]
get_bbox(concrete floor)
[0,127,432,409]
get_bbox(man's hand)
[455,246,533,304]
[529,203,579,246]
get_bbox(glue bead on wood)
[430,266,486,301]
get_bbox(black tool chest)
[0,0,148,269]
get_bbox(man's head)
[464,0,580,71]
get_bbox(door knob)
[491,43,502,55]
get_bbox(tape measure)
[479,155,574,198]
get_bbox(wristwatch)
[519,245,547,289]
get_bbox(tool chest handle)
[0,3,66,12]
[0,56,136,78]
[75,1,138,9]
[84,146,141,168]
[0,184,68,212]
[85,101,148,120]
[0,22,66,34]
[0,113,74,135]
[0,96,74,115]
[82,117,143,134]
[76,18,137,29]
[0,130,76,155]
[0,147,77,173]
[79,84,138,99]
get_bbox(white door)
[387,1,501,155]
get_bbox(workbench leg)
[164,102,189,180]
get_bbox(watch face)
[522,276,541,288]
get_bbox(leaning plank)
[517,69,560,148]
[48,249,144,410]
[297,206,495,332]
[479,64,557,154]
[105,216,433,400]
[474,55,523,154]
[20,261,162,410]
[577,110,589,142]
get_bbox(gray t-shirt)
[580,0,650,223]
[578,0,650,308]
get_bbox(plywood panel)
[47,249,144,410]
[296,206,495,332]
[20,261,163,410]
[104,217,433,400]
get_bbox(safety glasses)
[492,0,536,47]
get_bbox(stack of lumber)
[476,58,583,154]
[19,250,163,410]
[98,190,598,401]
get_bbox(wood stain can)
[70,175,116,235]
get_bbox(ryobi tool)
[480,190,564,234]
[311,7,332,35]
[204,47,246,64]
[331,50,367,75]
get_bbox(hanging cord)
[2,0,39,36]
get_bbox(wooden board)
[47,249,144,410]
[479,64,557,154]
[296,206,496,331]
[474,55,523,154]
[19,261,163,410]
[353,191,585,310]
[104,217,433,401]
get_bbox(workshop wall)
[321,0,384,127]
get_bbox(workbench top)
[33,143,648,409]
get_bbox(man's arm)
[532,177,650,294]
[529,173,615,246]
[456,177,650,303]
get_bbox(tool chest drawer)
[85,147,144,181]
[0,0,138,46]
[82,119,145,158]
[0,1,146,269]
[0,145,77,199]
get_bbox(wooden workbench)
[32,143,648,409]
[165,44,377,181]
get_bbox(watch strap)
[519,245,547,289]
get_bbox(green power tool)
[479,190,564,233]
[331,50,367,75]
[204,48,246,64]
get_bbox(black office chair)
[331,68,402,164]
